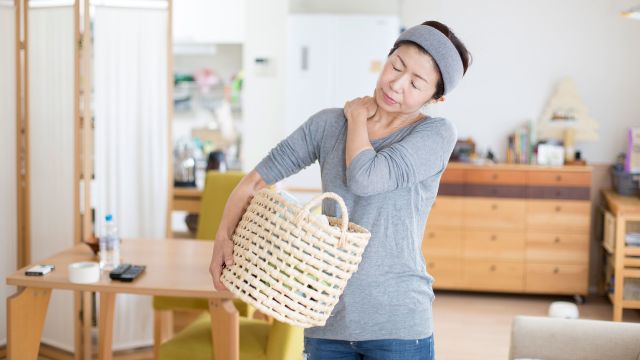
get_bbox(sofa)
[509,315,640,360]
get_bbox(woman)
[210,20,471,359]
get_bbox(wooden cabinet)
[601,190,640,322]
[423,164,592,296]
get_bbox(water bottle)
[99,214,121,270]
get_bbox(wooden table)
[5,239,238,360]
[173,187,203,213]
[602,190,640,321]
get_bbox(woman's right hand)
[210,235,235,292]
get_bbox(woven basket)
[220,188,371,328]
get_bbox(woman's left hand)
[344,96,377,123]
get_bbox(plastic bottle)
[99,214,121,270]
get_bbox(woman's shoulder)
[306,107,346,133]
[311,107,346,122]
[411,116,457,147]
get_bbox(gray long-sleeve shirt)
[255,108,457,341]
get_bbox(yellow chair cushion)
[158,313,270,360]
[265,321,305,360]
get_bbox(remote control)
[109,264,132,280]
[118,265,146,282]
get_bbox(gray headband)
[394,25,464,95]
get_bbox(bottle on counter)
[99,214,121,270]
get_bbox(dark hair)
[388,20,472,100]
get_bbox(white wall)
[0,3,18,348]
[243,0,640,167]
[401,0,640,163]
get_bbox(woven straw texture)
[221,189,371,328]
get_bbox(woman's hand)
[208,170,267,292]
[209,235,235,292]
[344,96,377,123]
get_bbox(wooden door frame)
[166,0,174,238]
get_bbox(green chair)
[158,313,304,360]
[153,171,252,355]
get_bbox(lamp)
[621,5,640,20]
[537,78,599,164]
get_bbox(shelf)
[626,247,640,256]
[609,293,640,309]
[624,257,640,267]
[624,268,640,278]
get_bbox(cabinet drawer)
[426,257,462,289]
[428,196,463,228]
[465,184,527,198]
[525,263,588,294]
[464,261,524,292]
[527,186,590,200]
[526,200,590,233]
[423,229,461,258]
[441,168,465,183]
[463,231,525,261]
[526,232,589,263]
[463,198,526,230]
[527,170,591,187]
[465,169,526,185]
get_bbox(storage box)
[611,167,640,196]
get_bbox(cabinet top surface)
[603,190,640,215]
[447,162,592,172]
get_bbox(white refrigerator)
[281,14,400,192]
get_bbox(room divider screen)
[93,0,170,349]
[0,0,18,350]
[27,0,79,351]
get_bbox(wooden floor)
[31,291,640,360]
[432,291,640,360]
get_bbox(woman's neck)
[369,108,425,130]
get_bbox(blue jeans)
[303,335,434,360]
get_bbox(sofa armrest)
[509,316,640,360]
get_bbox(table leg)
[82,291,94,359]
[7,287,52,360]
[209,298,239,360]
[74,291,82,360]
[98,292,116,360]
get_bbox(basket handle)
[294,192,350,248]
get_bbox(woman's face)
[374,44,441,114]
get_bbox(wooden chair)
[158,313,304,360]
[153,171,252,356]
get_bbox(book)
[625,128,640,173]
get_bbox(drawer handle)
[555,205,562,212]
[428,232,435,239]
[554,237,560,244]
[490,265,497,272]
[491,204,498,210]
[553,267,559,274]
[490,235,497,241]
[555,175,562,182]
[492,174,498,180]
